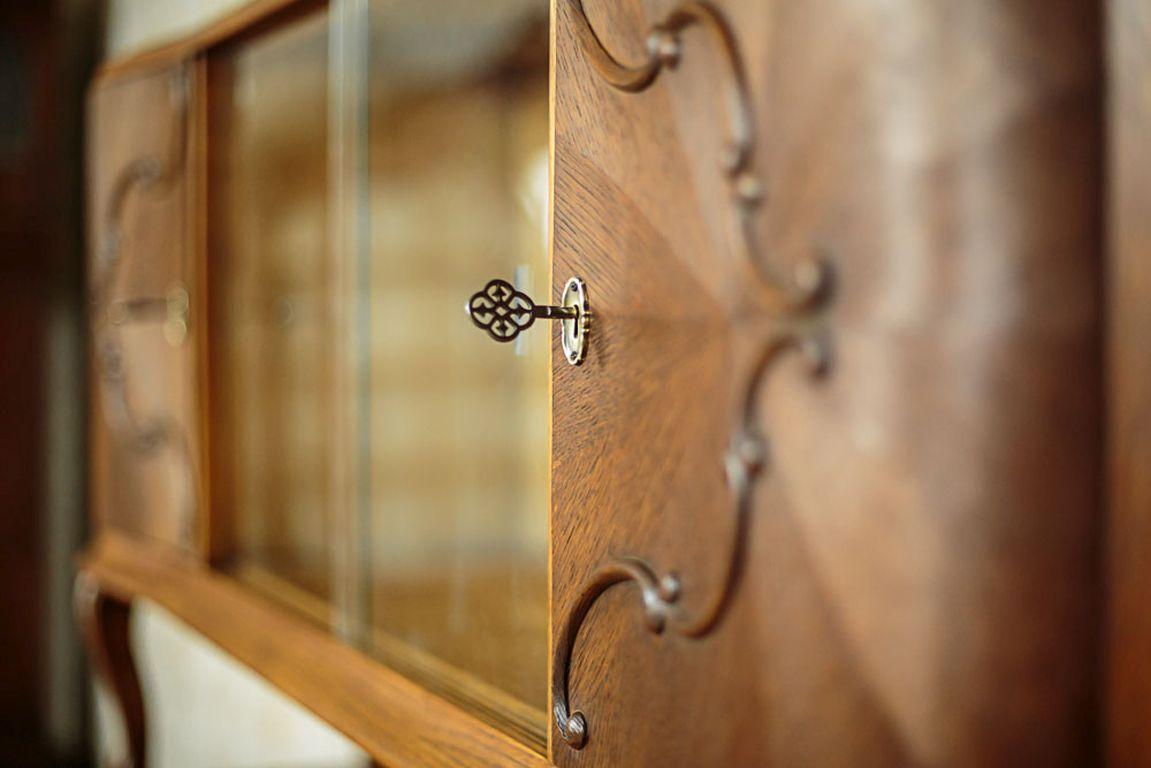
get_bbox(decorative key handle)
[466,277,590,366]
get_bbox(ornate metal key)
[466,277,590,365]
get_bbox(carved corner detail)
[554,0,835,750]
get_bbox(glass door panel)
[204,0,550,747]
[360,0,550,744]
[207,10,334,624]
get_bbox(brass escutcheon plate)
[560,276,589,366]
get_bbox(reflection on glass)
[209,12,332,622]
[205,0,549,744]
[364,0,550,742]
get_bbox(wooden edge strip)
[95,0,323,86]
[78,533,551,768]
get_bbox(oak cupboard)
[79,0,1135,766]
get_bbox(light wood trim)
[190,54,214,561]
[228,561,333,628]
[95,0,323,85]
[545,0,557,761]
[79,533,552,768]
[367,628,546,750]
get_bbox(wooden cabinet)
[79,0,1128,766]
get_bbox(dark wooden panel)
[0,7,51,756]
[1105,0,1151,764]
[551,0,1103,765]
[88,65,201,550]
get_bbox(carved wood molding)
[552,0,834,750]
[92,66,198,536]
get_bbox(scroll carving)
[92,67,197,536]
[553,0,834,750]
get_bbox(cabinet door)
[345,0,553,749]
[550,0,1101,765]
[88,65,201,550]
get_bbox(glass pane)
[208,11,333,623]
[362,0,550,741]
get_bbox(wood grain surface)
[551,0,1104,765]
[1105,0,1151,764]
[84,0,1113,764]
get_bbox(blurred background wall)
[106,0,252,56]
[0,1,98,764]
[94,602,367,767]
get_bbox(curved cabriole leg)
[75,570,146,768]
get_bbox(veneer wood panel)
[551,0,1103,764]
